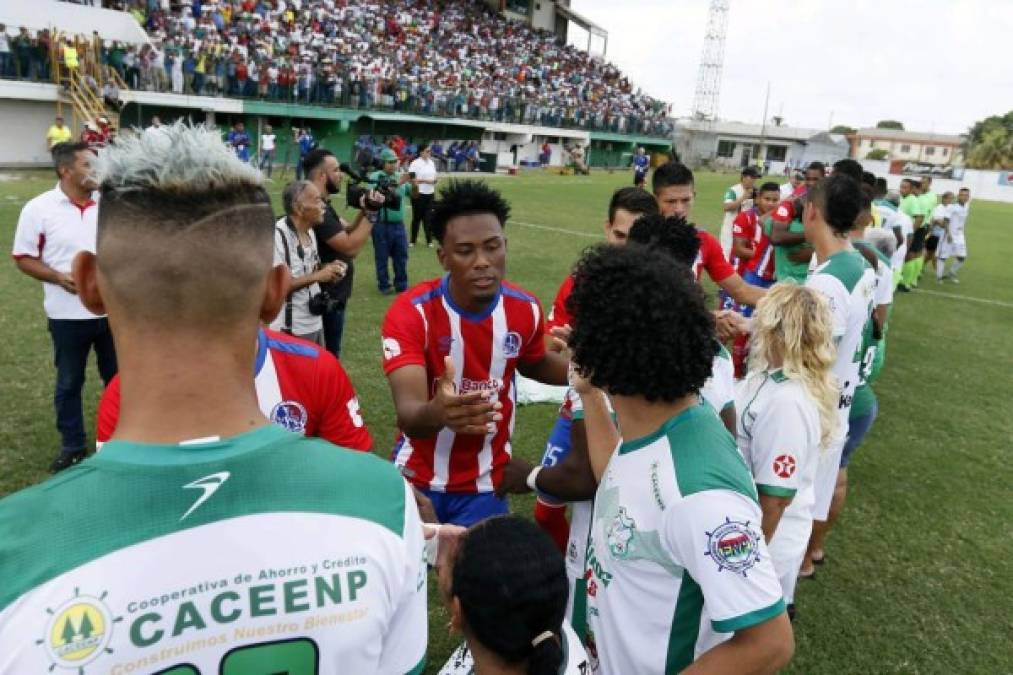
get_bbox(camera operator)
[271,180,347,344]
[303,148,377,357]
[408,143,438,247]
[369,148,414,295]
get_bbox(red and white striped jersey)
[382,275,547,493]
[732,208,776,281]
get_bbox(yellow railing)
[47,29,129,134]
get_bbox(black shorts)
[634,171,647,186]
[910,226,928,254]
[925,234,940,252]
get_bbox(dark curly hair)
[566,244,716,402]
[627,214,700,266]
[452,516,568,675]
[430,179,511,243]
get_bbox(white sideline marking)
[512,220,601,238]
[914,288,1013,309]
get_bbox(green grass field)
[1,167,1011,673]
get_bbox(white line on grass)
[512,220,601,238]
[913,288,1013,308]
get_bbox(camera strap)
[276,223,294,335]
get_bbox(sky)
[566,0,1013,135]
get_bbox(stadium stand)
[2,0,671,137]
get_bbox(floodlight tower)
[691,0,729,122]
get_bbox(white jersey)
[930,204,950,237]
[0,426,427,674]
[874,201,908,273]
[700,344,735,416]
[720,184,753,259]
[438,621,590,675]
[805,249,875,520]
[946,201,969,245]
[735,370,821,604]
[585,406,784,674]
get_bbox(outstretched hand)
[495,456,536,497]
[434,356,502,435]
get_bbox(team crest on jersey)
[38,589,121,672]
[773,454,797,478]
[270,400,308,434]
[382,337,401,360]
[705,518,762,577]
[502,331,522,358]
[606,507,637,559]
[437,335,455,354]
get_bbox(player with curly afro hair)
[566,244,794,674]
[429,179,511,244]
[565,243,715,402]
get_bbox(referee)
[12,142,117,472]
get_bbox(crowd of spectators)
[26,0,672,136]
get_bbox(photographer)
[271,180,347,344]
[369,148,414,295]
[303,148,377,357]
[408,143,438,247]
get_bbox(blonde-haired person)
[734,282,838,620]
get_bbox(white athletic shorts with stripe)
[812,439,844,522]
[768,508,813,604]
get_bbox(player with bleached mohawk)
[0,122,429,674]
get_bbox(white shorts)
[940,240,966,259]
[812,440,845,521]
[769,509,813,604]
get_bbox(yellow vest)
[47,125,73,147]
[62,45,79,69]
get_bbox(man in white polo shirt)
[12,141,117,472]
[408,142,439,247]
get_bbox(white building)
[848,128,965,166]
[674,119,849,173]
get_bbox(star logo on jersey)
[502,331,522,358]
[704,518,762,577]
[180,471,231,521]
[38,589,122,672]
[773,454,797,479]
[271,400,308,434]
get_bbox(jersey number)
[154,637,319,674]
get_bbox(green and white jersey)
[438,621,590,675]
[584,406,784,674]
[805,249,876,445]
[735,370,822,518]
[850,241,893,421]
[0,425,427,675]
[700,344,735,416]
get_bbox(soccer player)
[226,120,251,163]
[0,123,427,673]
[898,178,926,290]
[729,181,781,375]
[927,191,952,280]
[720,166,760,259]
[766,162,823,284]
[780,170,803,200]
[382,180,570,526]
[653,161,766,309]
[632,146,650,187]
[568,244,792,674]
[872,179,910,288]
[937,187,970,282]
[735,284,838,618]
[800,174,877,576]
[95,326,372,451]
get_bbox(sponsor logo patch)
[773,454,797,479]
[704,518,762,577]
[39,590,121,672]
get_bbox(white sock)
[950,258,964,275]
[936,258,946,280]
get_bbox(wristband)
[526,466,543,493]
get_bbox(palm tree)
[968,128,1012,169]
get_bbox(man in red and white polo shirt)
[12,141,117,473]
[96,328,372,452]
[382,180,570,526]
[651,161,767,308]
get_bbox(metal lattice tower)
[691,0,730,122]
